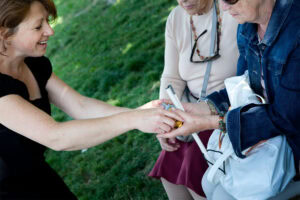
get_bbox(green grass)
[45,1,300,200]
[45,0,176,199]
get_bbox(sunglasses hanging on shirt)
[189,1,222,63]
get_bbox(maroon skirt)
[149,130,212,197]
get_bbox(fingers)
[158,137,180,151]
[163,109,184,122]
[139,108,185,134]
[139,100,164,109]
[150,99,172,108]
[156,109,185,133]
[157,128,184,139]
[160,99,173,105]
[168,137,177,144]
[161,116,176,129]
[159,123,172,133]
[154,128,165,134]
[151,99,164,108]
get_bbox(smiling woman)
[0,0,184,199]
[0,0,56,55]
[8,4,54,57]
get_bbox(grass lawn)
[45,0,176,199]
[45,0,300,199]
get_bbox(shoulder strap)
[199,0,218,100]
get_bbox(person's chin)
[231,15,245,24]
[237,19,247,24]
[183,7,197,15]
[32,51,46,57]
[185,10,195,15]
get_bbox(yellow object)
[167,107,183,128]
[175,120,183,128]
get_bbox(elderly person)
[148,0,239,199]
[158,0,300,199]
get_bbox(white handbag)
[205,71,296,200]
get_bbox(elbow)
[48,134,73,151]
[49,142,66,152]
[48,139,73,152]
[46,133,65,152]
[45,123,71,152]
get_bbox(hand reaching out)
[134,108,184,134]
[157,109,218,139]
[136,100,214,136]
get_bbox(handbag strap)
[199,0,218,100]
[188,0,218,164]
[207,147,234,184]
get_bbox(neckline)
[187,6,213,18]
[189,0,222,63]
[0,72,43,102]
[0,58,43,101]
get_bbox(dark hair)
[0,0,57,53]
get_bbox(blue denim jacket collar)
[239,0,293,47]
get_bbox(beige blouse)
[160,3,239,100]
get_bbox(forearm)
[50,111,137,151]
[0,95,137,151]
[53,107,184,151]
[183,101,211,116]
[69,96,130,119]
[47,74,131,120]
[193,114,219,131]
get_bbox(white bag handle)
[207,70,266,184]
[206,148,234,184]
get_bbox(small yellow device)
[162,103,183,129]
[174,120,183,128]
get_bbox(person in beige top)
[149,0,239,199]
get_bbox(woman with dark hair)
[0,0,183,199]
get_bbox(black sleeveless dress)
[0,56,77,199]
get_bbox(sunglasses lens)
[223,0,239,5]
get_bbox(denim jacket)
[207,0,300,161]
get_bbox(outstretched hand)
[157,109,216,139]
[134,108,184,134]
